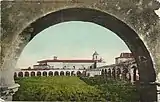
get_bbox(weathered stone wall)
[1,0,160,72]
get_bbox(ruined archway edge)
[1,0,160,101]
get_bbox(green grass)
[13,76,106,101]
[13,76,139,101]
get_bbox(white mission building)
[33,51,105,70]
[15,51,106,77]
[14,51,138,81]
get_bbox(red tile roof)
[37,59,102,63]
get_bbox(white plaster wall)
[47,62,63,68]
[97,63,107,67]
[33,65,50,69]
[86,70,101,77]
[47,62,94,69]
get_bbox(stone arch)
[71,71,75,76]
[48,71,53,76]
[43,71,47,76]
[104,69,107,75]
[66,71,70,76]
[122,67,128,80]
[24,72,29,77]
[76,71,81,77]
[112,68,116,79]
[60,71,64,76]
[37,71,41,76]
[31,71,35,77]
[18,72,23,77]
[117,68,121,79]
[54,71,59,76]
[16,7,156,83]
[2,7,158,101]
[107,69,111,78]
[101,69,105,75]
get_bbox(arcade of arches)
[14,63,139,84]
[1,0,160,102]
[14,70,85,77]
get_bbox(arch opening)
[71,71,75,76]
[18,72,23,77]
[43,71,47,76]
[31,72,35,77]
[117,68,121,79]
[60,71,64,76]
[112,68,116,79]
[17,8,156,82]
[66,71,70,76]
[49,71,53,76]
[101,69,105,75]
[24,72,29,77]
[37,71,41,76]
[77,71,81,77]
[54,71,59,76]
[108,69,111,78]
[14,72,17,78]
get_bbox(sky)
[16,21,130,69]
[16,4,160,69]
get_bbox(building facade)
[15,51,105,77]
[99,52,139,84]
[115,53,134,64]
[14,52,139,83]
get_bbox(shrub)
[80,75,140,102]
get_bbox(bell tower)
[92,51,99,69]
[92,51,99,60]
